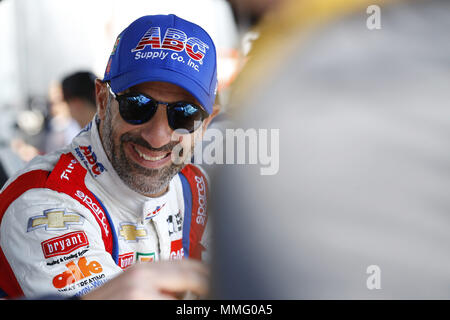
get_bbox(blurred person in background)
[213,0,450,299]
[62,71,98,129]
[0,14,218,299]
[44,81,80,153]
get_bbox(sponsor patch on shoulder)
[27,209,84,232]
[52,257,105,291]
[41,231,89,259]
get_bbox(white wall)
[0,0,238,109]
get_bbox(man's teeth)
[134,146,167,161]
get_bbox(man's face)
[97,81,215,197]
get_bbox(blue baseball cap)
[103,14,217,114]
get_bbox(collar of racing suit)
[69,117,178,260]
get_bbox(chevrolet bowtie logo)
[118,223,148,242]
[27,209,83,232]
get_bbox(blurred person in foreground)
[213,0,450,299]
[0,14,218,299]
[61,71,98,129]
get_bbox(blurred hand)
[81,259,209,300]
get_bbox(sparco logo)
[131,27,209,62]
[75,190,109,236]
[195,176,207,226]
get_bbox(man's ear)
[201,104,221,135]
[95,79,109,120]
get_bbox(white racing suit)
[0,119,209,298]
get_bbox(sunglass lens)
[119,95,157,125]
[168,103,206,132]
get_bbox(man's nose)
[140,105,174,149]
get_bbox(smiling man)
[0,14,218,299]
[99,81,209,197]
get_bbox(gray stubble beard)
[100,102,185,196]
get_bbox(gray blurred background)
[212,0,450,299]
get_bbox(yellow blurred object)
[231,0,395,110]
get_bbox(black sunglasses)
[107,84,209,133]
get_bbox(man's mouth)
[128,143,173,169]
[133,145,170,161]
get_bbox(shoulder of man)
[0,151,120,299]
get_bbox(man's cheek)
[170,134,193,165]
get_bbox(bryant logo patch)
[27,209,83,232]
[41,231,89,258]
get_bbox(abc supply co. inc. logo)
[75,145,106,177]
[131,27,209,72]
